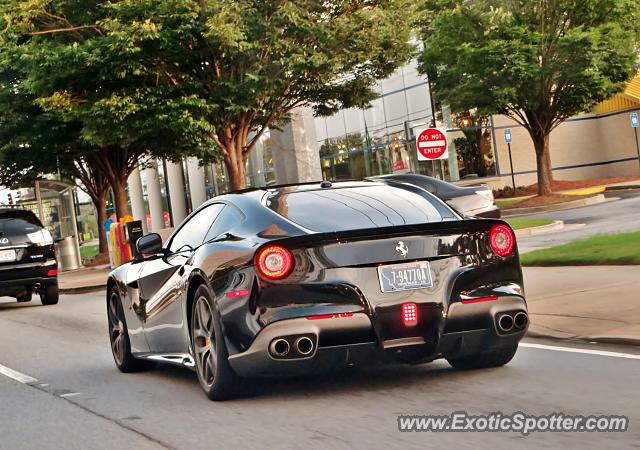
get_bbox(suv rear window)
[0,210,43,237]
[266,185,446,232]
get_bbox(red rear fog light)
[47,269,58,277]
[401,303,418,327]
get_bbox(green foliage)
[419,0,638,125]
[0,0,215,170]
[1,0,415,190]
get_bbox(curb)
[60,285,106,295]
[605,184,640,191]
[502,193,607,217]
[514,220,564,237]
[526,326,640,347]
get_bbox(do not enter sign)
[416,127,448,161]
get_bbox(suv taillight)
[255,245,294,280]
[490,224,515,257]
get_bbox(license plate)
[0,249,16,262]
[377,261,433,293]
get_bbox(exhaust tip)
[295,336,315,356]
[497,314,514,332]
[514,312,528,330]
[269,338,290,357]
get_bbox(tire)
[17,292,33,303]
[40,284,59,305]
[447,344,518,370]
[191,285,243,401]
[107,289,148,373]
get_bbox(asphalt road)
[1,292,639,450]
[517,190,640,252]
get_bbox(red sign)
[416,128,448,161]
[393,160,408,172]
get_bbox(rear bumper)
[228,296,527,377]
[0,260,57,295]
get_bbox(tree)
[102,0,415,190]
[0,68,111,254]
[0,1,212,218]
[418,0,638,195]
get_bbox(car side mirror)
[136,233,164,256]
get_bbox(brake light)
[47,269,58,277]
[255,245,294,280]
[306,313,354,320]
[401,303,418,327]
[489,224,515,257]
[461,296,498,304]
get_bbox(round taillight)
[490,224,515,257]
[255,245,294,280]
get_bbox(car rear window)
[266,185,446,232]
[0,210,43,237]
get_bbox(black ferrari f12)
[107,180,527,400]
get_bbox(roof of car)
[0,207,38,216]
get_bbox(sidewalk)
[59,266,110,294]
[524,266,640,345]
[500,179,640,217]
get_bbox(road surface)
[517,190,640,252]
[0,292,638,449]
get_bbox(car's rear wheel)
[446,344,518,370]
[40,284,59,305]
[17,291,32,303]
[191,285,242,401]
[108,289,147,372]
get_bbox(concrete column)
[142,161,165,232]
[186,158,207,208]
[165,160,188,226]
[271,106,322,184]
[127,167,148,234]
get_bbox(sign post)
[415,127,449,179]
[632,113,639,174]
[504,129,516,193]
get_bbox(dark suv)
[0,208,59,305]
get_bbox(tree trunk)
[530,131,554,196]
[219,133,249,191]
[94,192,108,255]
[111,177,130,219]
[226,159,247,191]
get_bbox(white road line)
[0,363,38,384]
[59,392,81,398]
[520,342,640,360]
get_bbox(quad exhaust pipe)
[497,314,514,332]
[514,312,529,330]
[497,312,528,333]
[269,335,316,358]
[269,338,290,357]
[295,336,314,356]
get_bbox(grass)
[496,198,522,209]
[498,194,593,210]
[80,244,99,261]
[505,218,554,230]
[521,231,640,266]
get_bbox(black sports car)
[0,208,59,305]
[107,180,527,400]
